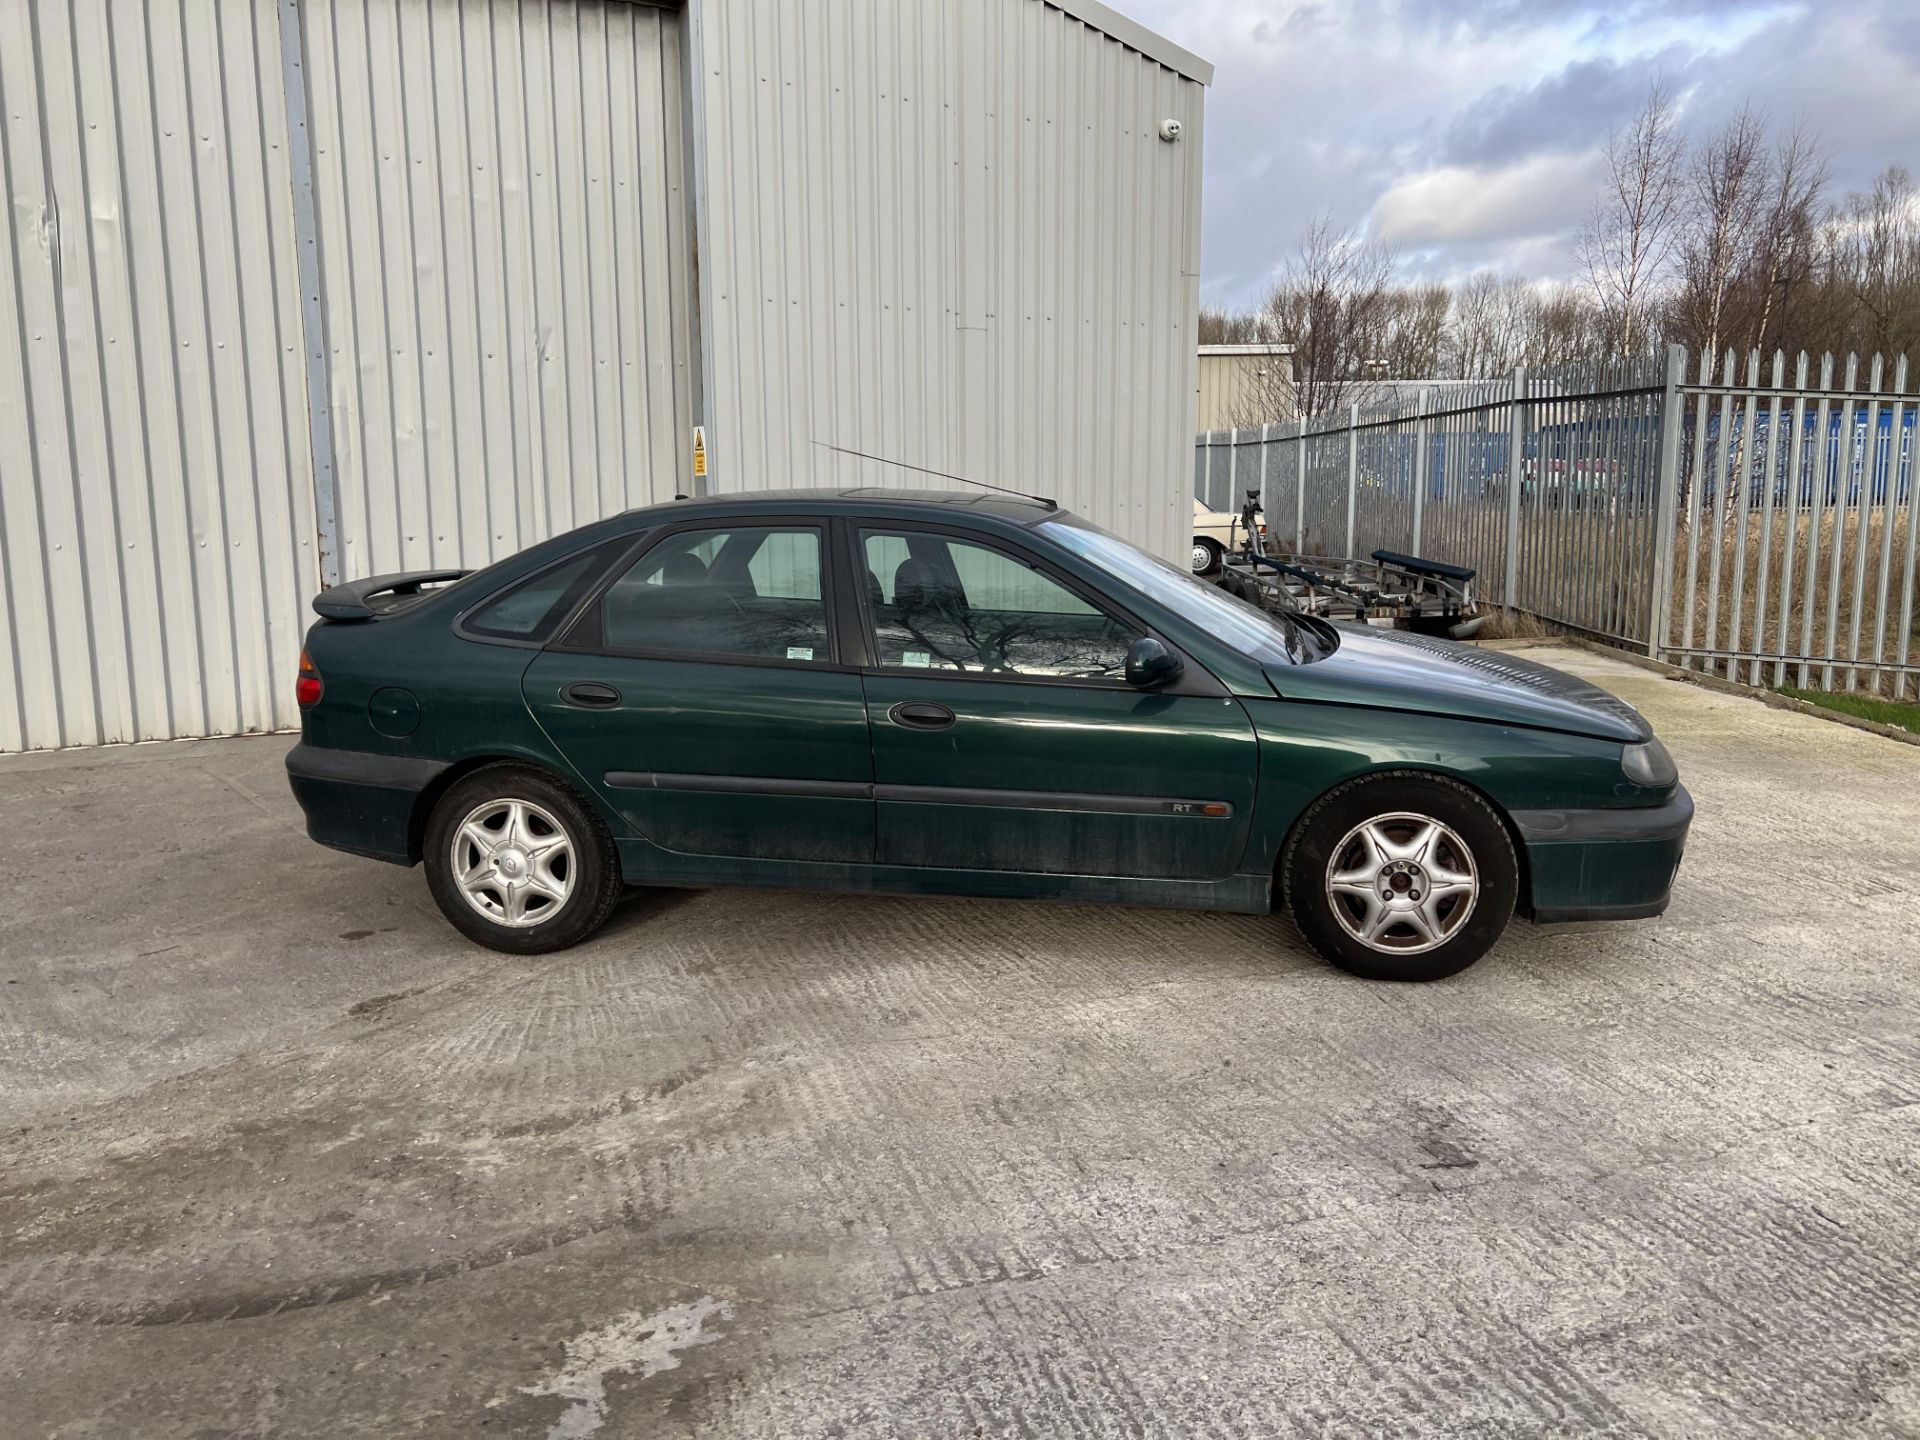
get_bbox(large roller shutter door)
[300,0,696,580]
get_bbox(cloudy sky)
[1124,0,1920,308]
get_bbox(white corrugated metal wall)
[690,0,1208,564]
[0,0,696,753]
[300,0,694,579]
[0,0,317,751]
[1,0,1208,752]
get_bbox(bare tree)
[1197,306,1266,346]
[1207,268,1606,396]
[1445,272,1535,378]
[1516,285,1607,367]
[1821,165,1920,358]
[1676,105,1768,359]
[1580,80,1687,356]
[1255,215,1397,419]
[1372,283,1451,379]
[1741,121,1829,357]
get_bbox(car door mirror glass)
[1124,636,1183,689]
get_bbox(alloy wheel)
[450,798,575,927]
[1324,811,1479,954]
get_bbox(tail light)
[296,649,323,707]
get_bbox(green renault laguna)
[287,488,1690,981]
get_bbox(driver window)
[858,529,1138,679]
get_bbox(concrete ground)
[3,643,1918,1438]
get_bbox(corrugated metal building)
[0,0,1209,752]
[1194,342,1295,431]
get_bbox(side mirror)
[1125,636,1184,690]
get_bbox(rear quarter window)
[460,543,623,643]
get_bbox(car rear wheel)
[423,764,623,954]
[1283,772,1517,981]
[1191,539,1222,576]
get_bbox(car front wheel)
[1283,772,1517,981]
[423,764,623,954]
[1191,539,1222,576]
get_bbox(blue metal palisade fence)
[1194,346,1920,702]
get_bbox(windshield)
[1041,516,1332,665]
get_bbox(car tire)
[1282,771,1517,982]
[423,763,623,955]
[1192,539,1223,576]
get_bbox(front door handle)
[562,681,622,709]
[888,701,956,731]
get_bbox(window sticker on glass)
[786,646,815,661]
[903,650,931,668]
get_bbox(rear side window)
[573,526,831,663]
[461,544,619,643]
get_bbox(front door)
[525,523,873,865]
[851,524,1258,880]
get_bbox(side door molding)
[605,771,871,801]
[872,784,1234,817]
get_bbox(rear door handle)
[888,701,955,730]
[562,682,622,709]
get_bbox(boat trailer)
[1210,493,1487,640]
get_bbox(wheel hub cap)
[1325,811,1479,956]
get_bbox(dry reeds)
[1671,508,1918,699]
[1474,608,1563,642]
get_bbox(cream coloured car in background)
[1191,497,1267,575]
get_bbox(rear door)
[524,522,874,864]
[849,523,1258,880]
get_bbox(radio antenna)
[813,441,1057,508]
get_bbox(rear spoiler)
[313,569,471,620]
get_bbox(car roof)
[625,486,1059,525]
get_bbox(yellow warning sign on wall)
[692,426,707,480]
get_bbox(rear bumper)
[1514,786,1693,924]
[285,742,448,865]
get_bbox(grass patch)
[1778,686,1920,733]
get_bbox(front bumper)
[285,741,449,865]
[1512,786,1693,923]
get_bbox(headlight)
[1622,738,1677,788]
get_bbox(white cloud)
[1370,151,1603,251]
[1114,0,1920,305]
